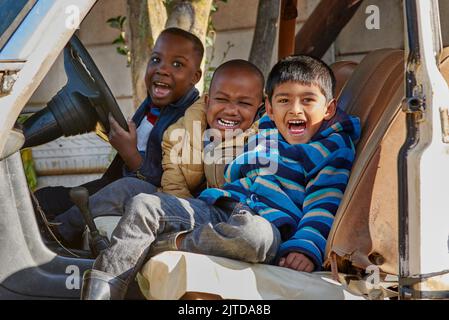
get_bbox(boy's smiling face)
[205,67,263,138]
[145,33,202,107]
[266,81,336,144]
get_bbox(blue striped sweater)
[198,109,361,269]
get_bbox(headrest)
[330,60,358,102]
[324,49,404,275]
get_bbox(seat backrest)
[439,46,449,86]
[324,48,449,275]
[330,60,358,101]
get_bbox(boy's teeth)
[288,119,306,135]
[218,118,239,127]
[153,85,170,98]
[154,82,169,87]
[289,120,305,124]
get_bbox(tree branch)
[294,0,364,58]
[249,0,280,79]
[127,0,167,108]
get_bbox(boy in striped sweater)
[81,55,361,300]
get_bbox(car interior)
[136,47,449,299]
[2,23,449,298]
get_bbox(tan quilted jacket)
[160,98,261,198]
[160,99,208,198]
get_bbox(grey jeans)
[55,177,158,243]
[93,192,281,286]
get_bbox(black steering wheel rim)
[67,35,128,134]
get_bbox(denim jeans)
[55,177,158,244]
[93,192,281,287]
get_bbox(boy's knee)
[230,213,280,263]
[125,194,160,219]
[121,193,169,235]
[111,177,156,195]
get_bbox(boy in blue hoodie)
[81,55,361,299]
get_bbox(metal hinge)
[400,269,449,299]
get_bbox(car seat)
[137,48,411,300]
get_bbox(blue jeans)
[93,192,281,287]
[55,177,158,244]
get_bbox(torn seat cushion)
[137,251,365,300]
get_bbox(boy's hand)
[278,252,314,272]
[108,114,143,171]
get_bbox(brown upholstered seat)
[138,48,449,300]
[439,47,449,86]
[330,60,358,101]
[324,48,449,276]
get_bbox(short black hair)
[210,59,265,98]
[159,27,204,63]
[266,55,336,103]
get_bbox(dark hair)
[210,59,265,97]
[159,27,204,63]
[266,55,336,102]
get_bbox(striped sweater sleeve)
[277,146,355,270]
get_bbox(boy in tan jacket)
[161,59,264,198]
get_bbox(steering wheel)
[65,35,128,136]
[22,35,129,148]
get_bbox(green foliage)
[106,0,234,92]
[17,114,30,124]
[21,149,37,191]
[204,0,233,92]
[210,0,228,13]
[107,15,131,67]
[163,0,228,14]
[17,114,38,191]
[107,15,126,29]
[203,40,234,92]
[162,0,175,11]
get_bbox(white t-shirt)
[136,118,154,153]
[136,106,160,153]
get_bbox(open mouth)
[287,119,306,135]
[152,81,171,99]
[217,118,241,129]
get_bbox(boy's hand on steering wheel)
[278,252,315,272]
[108,114,143,171]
